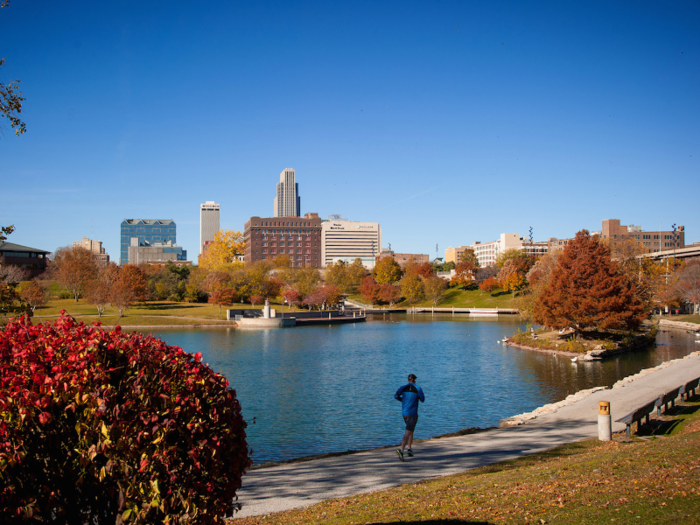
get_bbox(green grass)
[8,299,260,327]
[232,397,700,524]
[674,314,700,325]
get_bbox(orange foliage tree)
[450,261,478,290]
[479,276,499,296]
[534,231,647,331]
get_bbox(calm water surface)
[142,314,698,464]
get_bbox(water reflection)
[142,316,697,464]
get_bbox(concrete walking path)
[233,352,700,519]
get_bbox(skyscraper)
[274,168,300,217]
[200,201,220,253]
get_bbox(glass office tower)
[120,219,177,264]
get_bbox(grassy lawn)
[232,397,700,524]
[350,287,520,310]
[673,314,700,325]
[6,299,274,327]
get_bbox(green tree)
[373,256,403,284]
[534,230,647,331]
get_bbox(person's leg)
[400,429,413,450]
[406,430,414,450]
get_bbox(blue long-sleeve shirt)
[394,382,425,416]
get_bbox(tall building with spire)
[274,168,300,217]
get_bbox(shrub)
[0,314,250,524]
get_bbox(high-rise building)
[321,216,381,268]
[244,213,322,268]
[120,219,178,265]
[72,236,110,265]
[200,201,220,253]
[274,168,301,217]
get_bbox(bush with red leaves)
[0,313,250,524]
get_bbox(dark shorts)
[403,415,418,431]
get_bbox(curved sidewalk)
[234,352,700,519]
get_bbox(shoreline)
[249,350,700,469]
[499,350,700,427]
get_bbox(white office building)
[321,216,381,268]
[200,201,220,254]
[472,233,548,267]
[274,168,301,217]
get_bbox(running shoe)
[396,449,404,462]
[406,448,413,457]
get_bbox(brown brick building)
[602,219,685,253]
[244,213,322,267]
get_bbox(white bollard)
[598,401,612,441]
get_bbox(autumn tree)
[239,261,274,299]
[209,288,238,314]
[423,275,447,307]
[86,279,111,317]
[496,248,529,269]
[346,258,368,292]
[302,291,323,311]
[272,254,292,268]
[498,258,529,297]
[676,260,700,314]
[314,283,342,310]
[450,260,478,290]
[534,230,647,331]
[412,262,435,279]
[110,265,149,317]
[0,265,29,284]
[51,246,99,302]
[325,260,351,292]
[282,287,301,311]
[458,248,479,268]
[277,266,320,299]
[359,276,381,305]
[400,273,424,304]
[249,295,264,309]
[518,252,560,320]
[0,56,26,137]
[479,276,499,297]
[379,283,401,307]
[0,224,15,242]
[19,280,47,313]
[373,256,403,284]
[198,229,245,272]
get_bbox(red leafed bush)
[0,313,250,524]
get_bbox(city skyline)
[2,1,698,261]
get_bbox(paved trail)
[234,351,700,518]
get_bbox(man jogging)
[394,373,425,461]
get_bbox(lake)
[142,314,698,464]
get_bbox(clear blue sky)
[2,1,698,262]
